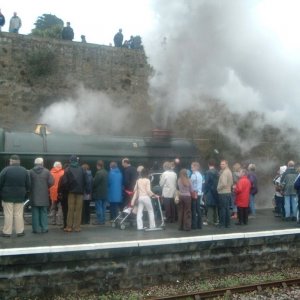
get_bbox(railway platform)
[0,208,298,250]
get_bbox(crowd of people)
[0,10,142,49]
[1,154,299,238]
[272,160,300,222]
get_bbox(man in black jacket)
[122,158,137,207]
[0,155,31,237]
[63,155,88,232]
[62,22,74,41]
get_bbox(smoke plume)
[144,0,300,140]
[39,86,132,135]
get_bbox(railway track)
[149,278,300,300]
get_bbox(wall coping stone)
[1,228,299,257]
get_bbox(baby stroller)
[111,190,137,230]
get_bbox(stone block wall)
[0,32,151,132]
[0,233,299,299]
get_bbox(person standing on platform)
[57,163,70,229]
[281,160,298,221]
[177,169,192,231]
[247,163,258,218]
[203,159,219,225]
[122,158,137,208]
[234,169,251,225]
[217,160,233,228]
[49,161,64,226]
[92,160,108,225]
[190,162,203,229]
[0,155,31,237]
[132,168,157,230]
[81,163,93,225]
[108,161,123,220]
[29,158,54,234]
[63,155,88,232]
[160,161,177,223]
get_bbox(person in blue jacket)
[108,161,123,220]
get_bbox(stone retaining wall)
[0,232,299,299]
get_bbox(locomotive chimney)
[152,128,172,140]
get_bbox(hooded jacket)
[29,165,54,206]
[235,175,251,208]
[49,166,64,201]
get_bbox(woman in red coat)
[235,169,251,225]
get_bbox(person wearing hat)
[29,157,54,233]
[63,155,89,232]
[0,155,31,237]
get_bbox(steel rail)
[148,278,300,300]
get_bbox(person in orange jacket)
[234,169,251,225]
[49,161,64,225]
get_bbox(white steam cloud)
[144,0,300,129]
[39,86,132,135]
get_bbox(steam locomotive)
[0,126,200,171]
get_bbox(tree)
[31,14,64,39]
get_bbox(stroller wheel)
[120,223,126,230]
[111,222,116,228]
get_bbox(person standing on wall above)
[29,157,54,234]
[0,155,31,237]
[122,158,137,208]
[113,28,123,47]
[9,12,21,33]
[281,160,298,221]
[217,160,233,228]
[0,9,5,32]
[92,160,108,225]
[49,161,64,226]
[62,21,74,41]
